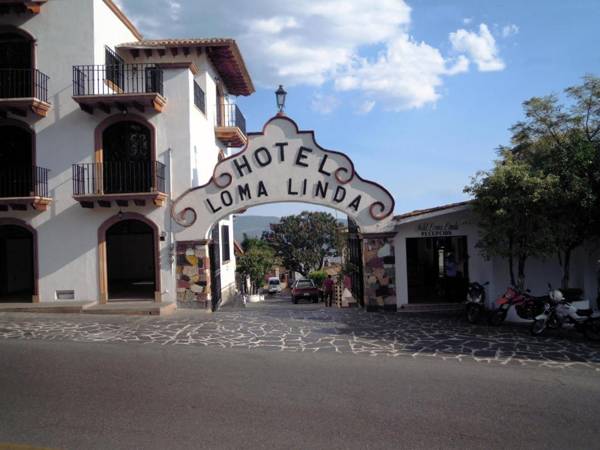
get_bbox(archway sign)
[172,115,395,239]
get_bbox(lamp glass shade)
[275,85,287,112]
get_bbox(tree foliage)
[466,75,600,289]
[236,237,275,294]
[263,211,341,277]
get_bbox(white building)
[0,0,254,308]
[359,201,600,313]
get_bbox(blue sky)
[117,0,600,216]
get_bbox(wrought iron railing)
[216,103,246,134]
[72,64,164,96]
[0,166,49,198]
[72,161,166,196]
[0,68,49,102]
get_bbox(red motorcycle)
[489,286,547,326]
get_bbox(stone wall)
[176,241,211,308]
[363,236,396,310]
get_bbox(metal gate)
[347,218,364,307]
[209,225,221,311]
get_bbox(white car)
[267,277,282,294]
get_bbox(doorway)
[406,236,469,303]
[106,219,156,300]
[0,224,34,302]
[0,124,33,197]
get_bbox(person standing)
[323,275,335,307]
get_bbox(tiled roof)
[118,38,254,96]
[393,201,472,221]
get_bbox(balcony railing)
[72,161,166,196]
[0,166,49,198]
[0,68,49,102]
[72,64,164,97]
[216,103,246,134]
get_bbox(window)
[194,81,205,113]
[221,225,231,262]
[105,46,124,89]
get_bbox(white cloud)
[462,18,472,25]
[311,92,340,115]
[449,24,505,72]
[501,24,519,38]
[357,100,376,114]
[118,1,508,111]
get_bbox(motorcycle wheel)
[583,319,600,341]
[466,304,481,324]
[488,310,507,326]
[530,319,547,336]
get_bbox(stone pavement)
[1,296,599,371]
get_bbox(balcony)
[0,0,47,14]
[72,161,167,208]
[0,68,50,117]
[0,165,51,211]
[215,103,247,147]
[72,64,166,114]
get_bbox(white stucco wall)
[92,0,138,65]
[393,207,600,310]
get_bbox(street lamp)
[275,85,287,114]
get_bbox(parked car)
[291,279,320,304]
[267,277,282,294]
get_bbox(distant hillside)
[233,215,279,242]
[233,214,349,243]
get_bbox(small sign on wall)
[417,222,459,237]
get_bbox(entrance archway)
[171,114,396,310]
[98,213,160,302]
[0,222,35,302]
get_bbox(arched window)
[102,120,152,193]
[0,30,34,98]
[0,123,33,197]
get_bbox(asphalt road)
[1,334,599,450]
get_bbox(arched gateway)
[171,115,397,310]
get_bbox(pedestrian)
[323,275,334,307]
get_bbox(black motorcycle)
[465,281,489,324]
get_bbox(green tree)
[263,211,341,277]
[510,75,600,287]
[465,151,558,289]
[236,238,275,294]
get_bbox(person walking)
[323,275,335,307]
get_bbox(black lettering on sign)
[221,190,233,207]
[333,185,346,203]
[254,147,272,167]
[295,146,312,167]
[302,179,307,195]
[318,154,331,176]
[275,142,288,162]
[238,183,251,201]
[233,155,252,177]
[207,198,222,213]
[315,181,329,198]
[348,195,361,211]
[257,181,268,197]
[287,178,298,195]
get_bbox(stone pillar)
[175,240,211,309]
[362,235,397,311]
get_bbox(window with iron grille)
[105,46,124,89]
[194,81,205,113]
[221,224,231,263]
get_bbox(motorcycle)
[465,281,489,323]
[488,286,548,326]
[530,288,600,340]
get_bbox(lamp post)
[275,85,287,115]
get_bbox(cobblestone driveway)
[1,297,599,371]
